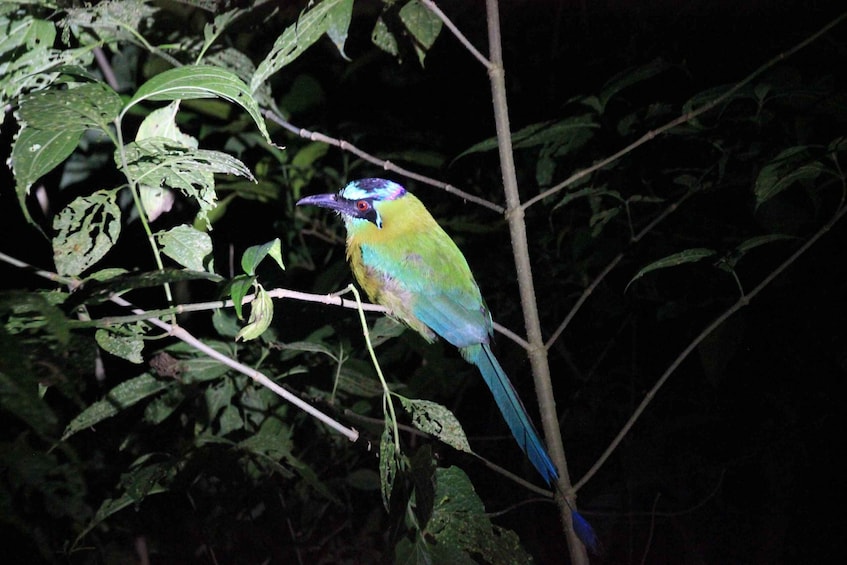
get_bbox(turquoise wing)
[360,233,491,348]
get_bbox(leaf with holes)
[157,224,212,272]
[52,189,121,276]
[399,397,472,453]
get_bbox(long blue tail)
[466,343,600,554]
[465,342,559,484]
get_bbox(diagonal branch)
[574,201,847,493]
[263,110,503,213]
[522,11,847,212]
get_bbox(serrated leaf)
[52,189,121,276]
[62,373,168,440]
[399,397,472,453]
[157,224,213,271]
[241,238,284,276]
[627,248,717,291]
[236,284,273,341]
[19,82,122,133]
[250,0,352,93]
[125,65,272,145]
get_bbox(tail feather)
[466,343,559,485]
[571,509,601,555]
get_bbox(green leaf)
[626,248,717,291]
[236,284,274,341]
[735,233,796,254]
[424,467,533,564]
[52,189,122,276]
[250,0,353,93]
[95,325,144,364]
[165,341,235,384]
[456,115,598,161]
[597,57,671,111]
[135,101,198,147]
[0,370,58,436]
[241,238,285,276]
[125,65,272,145]
[371,16,398,57]
[325,0,354,60]
[754,146,828,207]
[157,224,213,271]
[204,377,235,421]
[228,274,255,320]
[399,397,472,453]
[400,0,443,66]
[379,420,399,511]
[12,126,83,227]
[119,137,255,223]
[19,82,122,133]
[62,373,168,440]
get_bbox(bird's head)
[296,178,407,229]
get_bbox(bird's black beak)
[296,193,350,214]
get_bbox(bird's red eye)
[356,200,370,211]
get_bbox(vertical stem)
[484,1,588,563]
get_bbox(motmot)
[298,178,598,551]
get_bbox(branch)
[522,11,847,211]
[574,201,847,493]
[110,294,360,441]
[419,0,492,70]
[263,110,504,214]
[484,0,587,562]
[0,251,359,442]
[545,188,695,350]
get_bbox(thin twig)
[108,294,360,442]
[419,0,492,70]
[263,110,504,214]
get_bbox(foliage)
[1,1,846,563]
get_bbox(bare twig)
[263,110,504,214]
[108,294,360,442]
[419,0,492,70]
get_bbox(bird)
[297,178,598,551]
